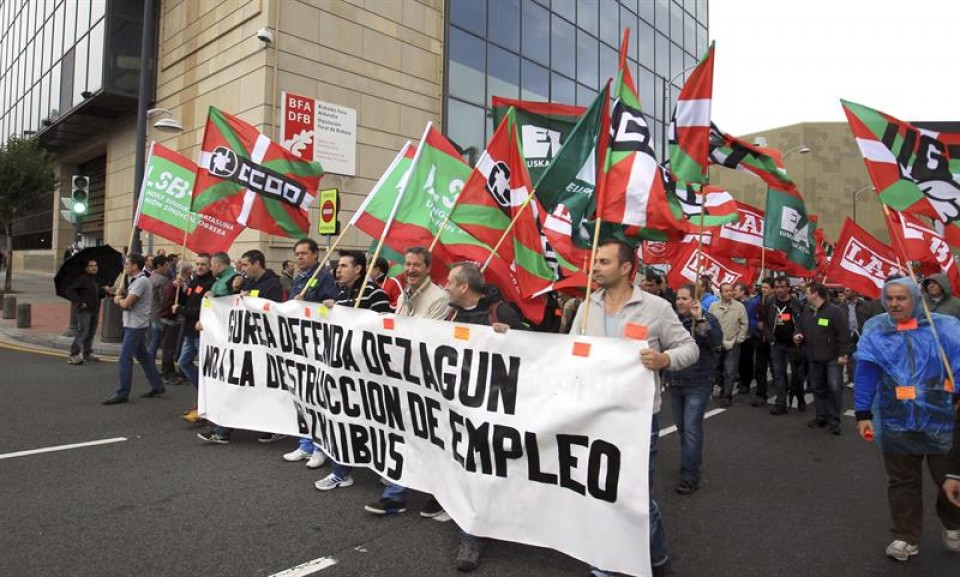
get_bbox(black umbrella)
[54,245,124,300]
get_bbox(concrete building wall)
[709,122,885,245]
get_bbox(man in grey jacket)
[923,273,960,318]
[709,283,748,407]
[573,239,698,577]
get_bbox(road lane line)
[844,410,855,417]
[0,437,128,460]
[659,407,726,437]
[268,557,337,577]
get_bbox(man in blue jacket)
[854,277,960,561]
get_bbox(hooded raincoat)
[853,277,960,454]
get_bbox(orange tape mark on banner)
[382,317,395,330]
[262,302,271,312]
[895,386,916,400]
[303,307,311,318]
[234,296,241,306]
[454,326,470,340]
[572,342,591,357]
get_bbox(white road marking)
[268,557,337,577]
[0,437,128,460]
[844,410,856,417]
[659,407,726,436]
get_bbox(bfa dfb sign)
[280,91,357,176]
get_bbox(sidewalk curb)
[0,323,121,357]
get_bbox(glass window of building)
[450,0,487,37]
[576,29,598,88]
[489,0,521,51]
[448,27,487,106]
[487,44,520,101]
[577,0,598,37]
[550,14,575,78]
[521,59,549,100]
[521,0,550,65]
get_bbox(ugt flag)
[193,107,324,238]
[135,142,243,254]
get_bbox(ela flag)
[193,107,324,238]
[842,99,960,231]
[135,142,243,254]
[825,218,902,299]
[668,42,715,184]
[884,209,960,295]
[492,97,586,185]
[599,30,671,230]
[449,107,555,300]
[763,185,817,272]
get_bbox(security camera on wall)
[257,27,273,45]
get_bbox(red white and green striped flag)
[135,142,243,254]
[841,99,960,245]
[448,107,555,300]
[668,42,715,185]
[491,97,586,185]
[599,30,672,230]
[708,123,795,191]
[193,107,324,238]
[662,177,739,233]
[353,127,547,322]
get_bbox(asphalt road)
[1,345,958,577]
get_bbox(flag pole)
[580,80,613,336]
[174,227,189,306]
[480,190,536,272]
[881,204,956,388]
[694,183,707,300]
[353,124,432,308]
[118,143,156,291]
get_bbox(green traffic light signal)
[71,175,89,215]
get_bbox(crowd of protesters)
[62,238,960,575]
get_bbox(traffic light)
[71,175,89,215]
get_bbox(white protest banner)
[199,297,655,576]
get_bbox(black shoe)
[770,405,788,415]
[257,433,287,443]
[456,537,482,572]
[364,498,406,515]
[828,424,842,435]
[197,431,230,444]
[736,387,750,395]
[718,397,732,408]
[102,396,128,405]
[140,388,166,398]
[675,480,698,494]
[797,402,807,412]
[751,397,767,407]
[420,497,449,520]
[651,559,674,577]
[807,418,827,428]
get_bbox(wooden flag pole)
[294,222,354,299]
[579,215,604,335]
[174,227,189,306]
[694,183,707,300]
[881,204,956,388]
[480,191,537,272]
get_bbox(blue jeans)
[147,319,164,361]
[719,344,741,399]
[116,327,163,398]
[808,359,843,426]
[668,385,711,486]
[592,412,669,576]
[178,334,200,388]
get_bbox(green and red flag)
[708,123,796,192]
[661,178,739,233]
[599,30,673,231]
[841,99,960,246]
[192,107,324,238]
[135,142,243,254]
[668,42,715,184]
[491,97,586,184]
[448,107,555,299]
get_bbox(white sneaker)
[305,452,327,469]
[314,473,353,491]
[283,448,311,462]
[885,539,919,561]
[944,528,960,553]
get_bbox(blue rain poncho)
[853,277,960,454]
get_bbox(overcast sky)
[709,0,957,135]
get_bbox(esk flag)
[135,142,243,254]
[492,97,586,185]
[193,107,324,238]
[884,209,960,295]
[668,42,714,185]
[599,30,672,231]
[665,243,757,292]
[842,99,960,233]
[449,107,555,302]
[825,218,902,299]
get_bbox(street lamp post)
[782,145,811,158]
[852,185,875,223]
[131,0,158,256]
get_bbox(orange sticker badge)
[896,318,918,331]
[895,386,916,400]
[572,342,592,357]
[780,313,792,322]
[382,317,395,330]
[625,323,648,340]
[454,326,471,340]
